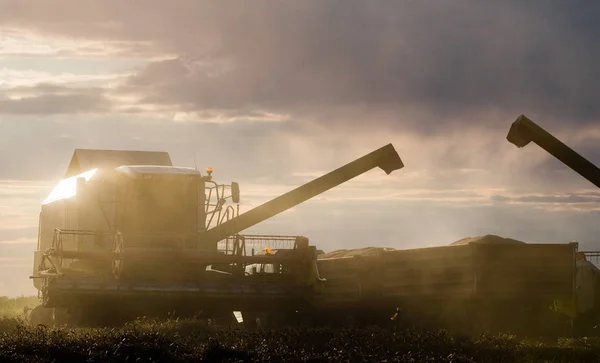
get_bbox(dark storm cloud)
[2,1,600,130]
[112,1,600,129]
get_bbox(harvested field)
[1,315,600,362]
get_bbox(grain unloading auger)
[31,144,403,326]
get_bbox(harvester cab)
[31,144,404,326]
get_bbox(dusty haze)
[1,1,600,297]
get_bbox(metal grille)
[218,234,297,255]
[581,251,600,267]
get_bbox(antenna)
[193,152,198,170]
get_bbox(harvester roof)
[65,149,172,178]
[115,165,201,178]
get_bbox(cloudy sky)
[2,1,600,297]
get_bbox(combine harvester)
[506,114,600,336]
[28,144,404,327]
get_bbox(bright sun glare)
[43,168,98,205]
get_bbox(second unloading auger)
[31,143,404,326]
[507,114,600,188]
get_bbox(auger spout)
[507,115,600,188]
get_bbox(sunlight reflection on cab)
[43,168,98,205]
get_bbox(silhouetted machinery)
[30,144,403,326]
[507,114,600,335]
[507,114,600,188]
